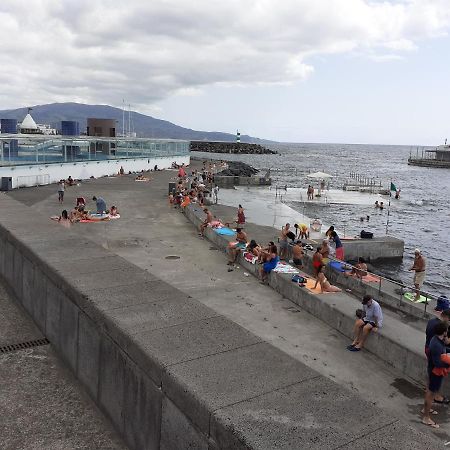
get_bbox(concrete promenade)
[0,282,126,449]
[1,168,446,448]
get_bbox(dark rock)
[190,141,276,155]
[216,161,259,177]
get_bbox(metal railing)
[321,254,438,316]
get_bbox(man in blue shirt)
[423,322,449,428]
[347,295,383,352]
[92,196,107,214]
[425,307,450,405]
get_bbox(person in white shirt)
[347,295,383,352]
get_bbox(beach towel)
[210,220,224,228]
[273,261,299,274]
[329,261,346,272]
[304,278,332,294]
[79,218,109,223]
[243,252,258,264]
[214,227,236,236]
[404,292,428,303]
[361,274,380,283]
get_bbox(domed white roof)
[20,113,38,129]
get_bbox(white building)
[19,112,56,135]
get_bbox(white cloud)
[0,0,449,111]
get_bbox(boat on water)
[408,144,450,168]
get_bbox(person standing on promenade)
[57,180,65,204]
[425,298,450,405]
[330,231,344,261]
[236,204,245,226]
[410,248,426,301]
[347,295,382,352]
[422,322,450,428]
[279,223,290,261]
[213,185,219,204]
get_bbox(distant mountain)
[0,102,274,144]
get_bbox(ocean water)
[196,143,450,297]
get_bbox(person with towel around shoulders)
[347,295,382,352]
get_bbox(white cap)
[414,248,421,254]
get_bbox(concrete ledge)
[0,194,440,449]
[184,204,429,387]
[341,236,404,261]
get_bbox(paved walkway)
[0,282,126,449]
[6,167,450,443]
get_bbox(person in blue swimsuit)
[259,245,279,283]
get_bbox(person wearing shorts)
[292,242,304,268]
[347,295,383,352]
[227,228,248,265]
[279,223,290,261]
[423,322,449,428]
[410,248,426,301]
[57,180,65,203]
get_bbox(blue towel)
[214,227,236,236]
[329,261,345,272]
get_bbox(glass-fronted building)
[0,135,189,166]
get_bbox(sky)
[1,0,450,145]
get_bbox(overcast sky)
[1,0,450,144]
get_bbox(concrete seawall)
[0,194,440,449]
[183,205,430,391]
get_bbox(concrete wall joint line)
[165,341,262,369]
[333,419,400,449]
[211,375,323,414]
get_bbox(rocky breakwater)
[214,161,271,187]
[190,141,276,154]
